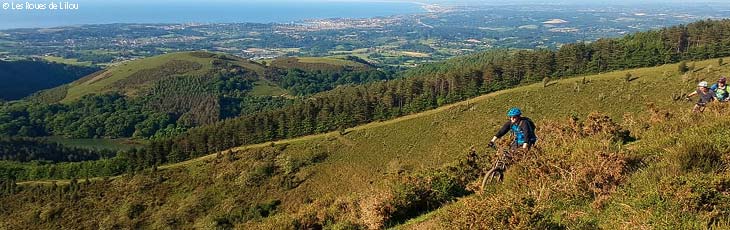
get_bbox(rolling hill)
[41,53,375,103]
[34,52,377,103]
[2,56,728,229]
[0,52,393,140]
[51,51,270,103]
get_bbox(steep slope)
[2,56,726,229]
[0,59,99,100]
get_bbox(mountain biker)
[710,77,729,102]
[686,81,715,113]
[488,107,537,151]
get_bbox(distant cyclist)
[710,77,729,102]
[686,81,715,113]
[488,107,537,151]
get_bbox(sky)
[51,0,728,7]
[67,0,724,3]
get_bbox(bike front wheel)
[480,167,503,191]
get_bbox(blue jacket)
[494,117,537,145]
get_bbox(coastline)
[0,1,431,30]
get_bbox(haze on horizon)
[0,0,726,30]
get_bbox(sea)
[0,0,425,29]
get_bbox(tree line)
[0,137,114,163]
[136,19,730,169]
[264,67,396,96]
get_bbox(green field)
[41,56,93,66]
[297,56,364,67]
[267,56,374,72]
[249,79,290,97]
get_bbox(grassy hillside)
[48,53,375,103]
[2,57,729,229]
[58,51,269,102]
[41,56,93,66]
[269,56,372,72]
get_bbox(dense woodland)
[0,93,177,139]
[265,67,396,95]
[2,19,730,180]
[0,138,113,163]
[0,137,119,181]
[0,56,392,140]
[0,60,99,100]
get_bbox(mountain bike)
[479,143,514,191]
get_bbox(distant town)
[0,3,728,67]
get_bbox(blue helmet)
[507,107,522,117]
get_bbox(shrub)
[274,151,328,175]
[361,170,467,228]
[676,141,724,173]
[679,61,689,73]
[221,199,282,228]
[252,200,281,218]
[243,161,275,186]
[582,112,632,143]
[274,155,298,175]
[292,196,362,229]
[358,148,480,228]
[439,195,565,229]
[212,216,234,230]
[40,205,63,222]
[658,174,730,228]
[360,190,395,230]
[571,151,627,208]
[660,176,727,212]
[124,202,146,219]
[647,103,672,123]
